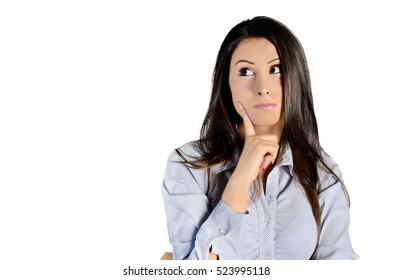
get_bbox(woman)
[161,16,358,260]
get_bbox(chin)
[252,117,283,129]
[252,119,279,126]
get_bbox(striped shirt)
[162,141,358,260]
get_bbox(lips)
[254,103,277,110]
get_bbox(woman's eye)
[239,68,254,76]
[270,65,282,74]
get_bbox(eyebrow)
[235,57,280,66]
[235,59,255,65]
[267,57,280,64]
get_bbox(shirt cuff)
[194,200,250,259]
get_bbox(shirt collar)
[277,145,294,175]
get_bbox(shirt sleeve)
[313,158,359,260]
[161,148,250,260]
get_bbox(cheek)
[271,80,284,104]
[229,81,243,115]
[229,76,247,101]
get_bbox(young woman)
[161,16,358,260]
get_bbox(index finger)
[238,102,255,137]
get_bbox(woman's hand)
[221,102,279,214]
[233,102,279,184]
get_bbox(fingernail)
[238,102,244,111]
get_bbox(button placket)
[265,168,279,259]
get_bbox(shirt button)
[218,228,226,235]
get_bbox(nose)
[254,74,269,96]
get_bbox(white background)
[1,0,392,279]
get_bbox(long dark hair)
[179,16,348,257]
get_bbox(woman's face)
[229,38,283,132]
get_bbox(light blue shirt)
[162,141,358,260]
